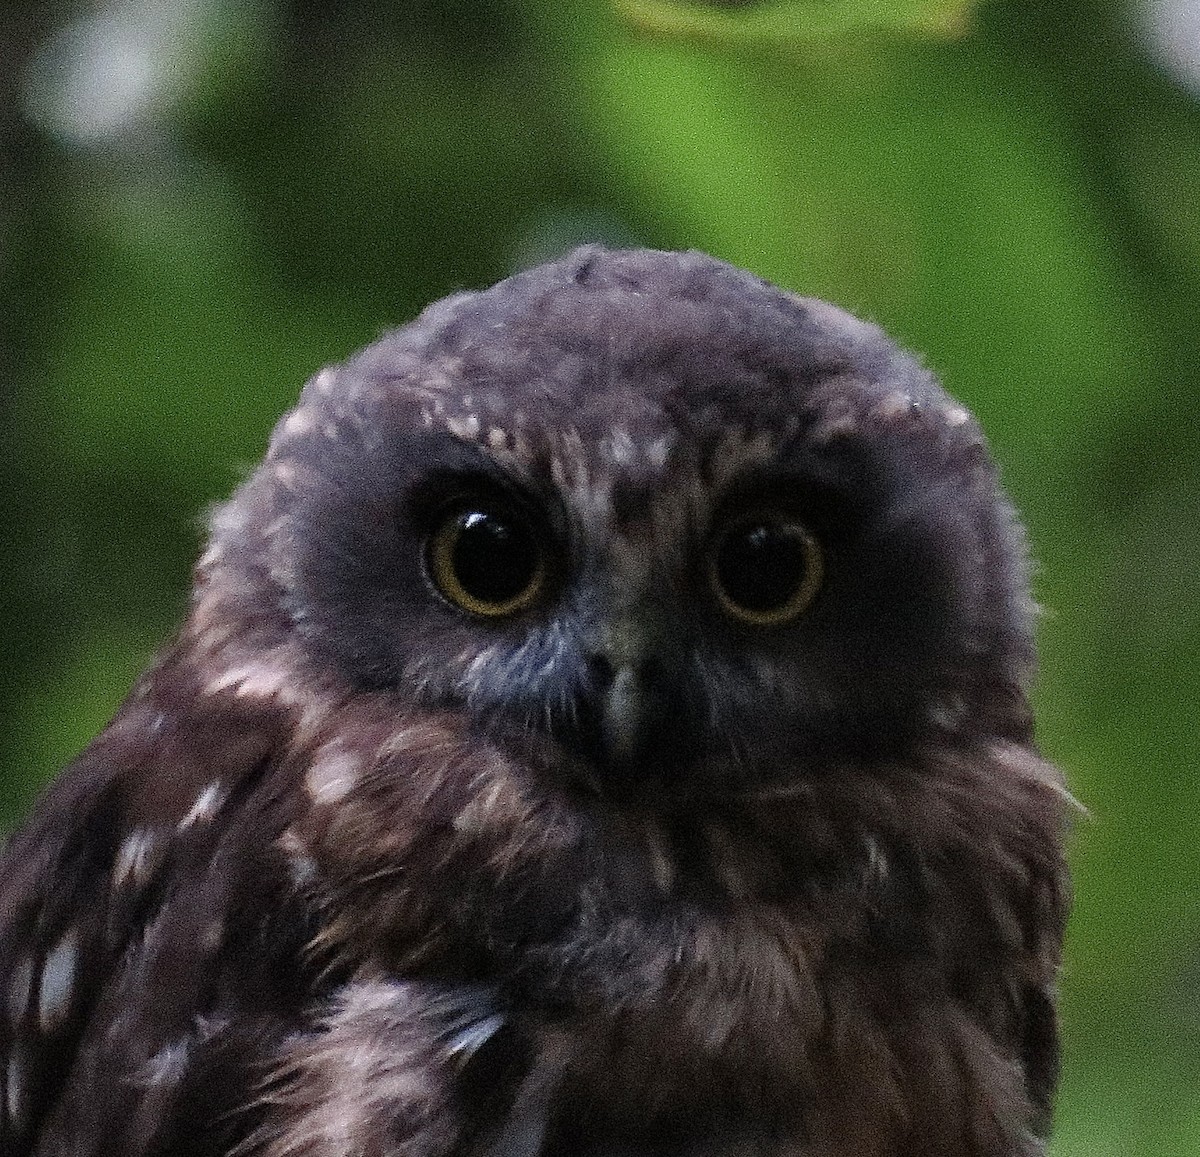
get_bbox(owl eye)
[709,513,824,626]
[427,504,547,617]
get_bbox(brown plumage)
[0,247,1071,1156]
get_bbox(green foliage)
[2,0,1198,1149]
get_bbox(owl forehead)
[412,377,798,546]
[271,293,982,588]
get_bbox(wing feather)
[0,653,307,1156]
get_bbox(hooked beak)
[579,613,676,782]
[596,660,644,767]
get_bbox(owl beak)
[577,616,680,785]
[601,663,643,767]
[583,614,652,771]
[584,647,669,781]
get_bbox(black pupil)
[453,510,537,605]
[717,521,809,613]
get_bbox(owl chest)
[481,827,957,1156]
[493,980,972,1157]
[492,979,1024,1157]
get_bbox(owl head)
[191,247,1034,803]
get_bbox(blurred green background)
[1,0,1198,1150]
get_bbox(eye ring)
[426,504,547,618]
[708,511,824,627]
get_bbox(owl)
[0,247,1070,1157]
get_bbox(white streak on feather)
[603,426,637,467]
[197,540,223,569]
[444,1011,505,1059]
[142,1039,191,1088]
[282,408,316,438]
[872,390,913,421]
[305,745,361,806]
[113,829,158,889]
[644,434,673,468]
[445,412,480,440]
[178,781,225,831]
[375,720,455,765]
[862,836,890,888]
[204,652,309,705]
[5,1045,24,1130]
[272,459,301,489]
[37,926,79,1031]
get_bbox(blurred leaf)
[614,0,976,43]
